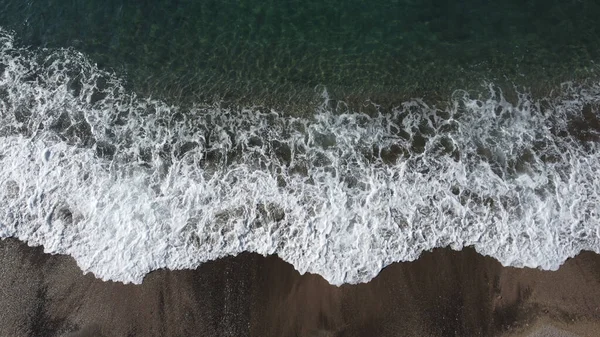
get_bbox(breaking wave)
[1,28,599,285]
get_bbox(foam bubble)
[1,28,599,285]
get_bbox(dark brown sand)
[1,238,599,337]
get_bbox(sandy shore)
[0,238,599,337]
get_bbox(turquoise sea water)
[1,0,600,106]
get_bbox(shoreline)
[1,237,599,336]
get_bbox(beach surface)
[0,238,599,337]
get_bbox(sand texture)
[0,238,599,337]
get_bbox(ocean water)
[0,1,599,285]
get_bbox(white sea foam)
[0,28,599,285]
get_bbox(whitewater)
[0,28,599,285]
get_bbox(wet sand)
[0,238,599,337]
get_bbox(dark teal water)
[1,0,600,106]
